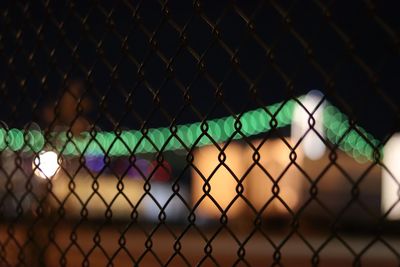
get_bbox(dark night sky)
[0,1,399,141]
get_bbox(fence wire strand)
[0,1,399,266]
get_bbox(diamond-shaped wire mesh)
[0,1,399,266]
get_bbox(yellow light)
[33,151,61,179]
[51,174,144,219]
[273,186,300,214]
[191,143,246,218]
[244,138,304,216]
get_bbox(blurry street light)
[291,90,326,160]
[33,151,61,179]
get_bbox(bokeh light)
[0,97,383,163]
[148,160,172,182]
[128,158,150,179]
[381,133,400,220]
[292,90,326,160]
[85,155,105,173]
[33,151,61,179]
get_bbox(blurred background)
[0,1,399,266]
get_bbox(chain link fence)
[0,1,400,266]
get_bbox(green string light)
[0,128,6,151]
[323,104,381,162]
[0,98,383,162]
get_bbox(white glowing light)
[382,133,400,220]
[141,183,187,221]
[291,90,326,160]
[33,151,61,179]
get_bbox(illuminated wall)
[47,138,381,222]
[244,138,304,216]
[191,143,246,219]
[51,174,144,219]
[191,139,304,219]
